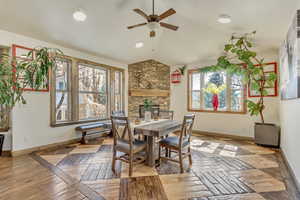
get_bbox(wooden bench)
[75,122,112,144]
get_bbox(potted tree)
[0,47,63,154]
[200,31,279,147]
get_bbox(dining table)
[133,119,182,167]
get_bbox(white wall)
[170,59,280,138]
[0,29,128,152]
[280,100,300,189]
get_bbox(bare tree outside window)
[54,59,71,122]
[114,71,123,111]
[78,64,108,120]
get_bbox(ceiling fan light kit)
[127,0,179,38]
[218,14,231,24]
[73,9,87,22]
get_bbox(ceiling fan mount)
[127,0,178,38]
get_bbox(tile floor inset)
[160,173,213,200]
[83,179,120,200]
[238,155,279,169]
[207,193,266,200]
[40,154,67,166]
[230,169,286,193]
[120,163,158,178]
[69,144,101,154]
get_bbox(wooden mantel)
[129,89,170,97]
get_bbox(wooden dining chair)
[112,110,126,117]
[158,114,195,173]
[159,110,174,120]
[111,115,147,177]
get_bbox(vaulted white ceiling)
[0,0,299,65]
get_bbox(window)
[0,47,9,131]
[113,71,123,112]
[78,64,108,120]
[51,56,124,126]
[53,59,71,122]
[0,105,9,131]
[188,69,246,113]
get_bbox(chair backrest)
[139,105,160,118]
[112,110,126,117]
[179,114,195,146]
[111,115,133,146]
[159,110,174,120]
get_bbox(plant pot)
[254,123,280,147]
[0,134,4,156]
[144,111,151,122]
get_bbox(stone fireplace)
[128,59,170,118]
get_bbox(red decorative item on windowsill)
[212,94,219,111]
[171,69,181,83]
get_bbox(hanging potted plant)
[203,83,226,111]
[200,31,279,147]
[143,99,153,122]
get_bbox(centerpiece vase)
[212,94,219,111]
[144,111,151,122]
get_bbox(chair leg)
[129,152,133,177]
[179,149,184,173]
[165,147,169,157]
[112,148,116,173]
[188,146,192,165]
[158,145,161,165]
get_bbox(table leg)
[146,136,155,167]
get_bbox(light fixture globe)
[135,42,144,48]
[218,14,231,24]
[147,22,160,31]
[73,9,87,22]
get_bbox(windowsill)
[0,128,9,132]
[188,109,247,114]
[51,118,110,127]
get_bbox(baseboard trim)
[1,151,12,157]
[192,130,254,141]
[11,138,81,157]
[280,149,300,192]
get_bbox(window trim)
[50,55,125,127]
[187,69,247,114]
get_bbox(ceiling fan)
[127,0,178,38]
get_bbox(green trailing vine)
[200,31,277,123]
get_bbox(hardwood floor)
[0,135,299,200]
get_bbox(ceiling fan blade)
[133,9,150,21]
[159,8,176,20]
[160,22,178,31]
[150,31,156,37]
[127,23,147,29]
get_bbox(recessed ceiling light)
[73,9,87,22]
[135,42,144,48]
[218,14,231,24]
